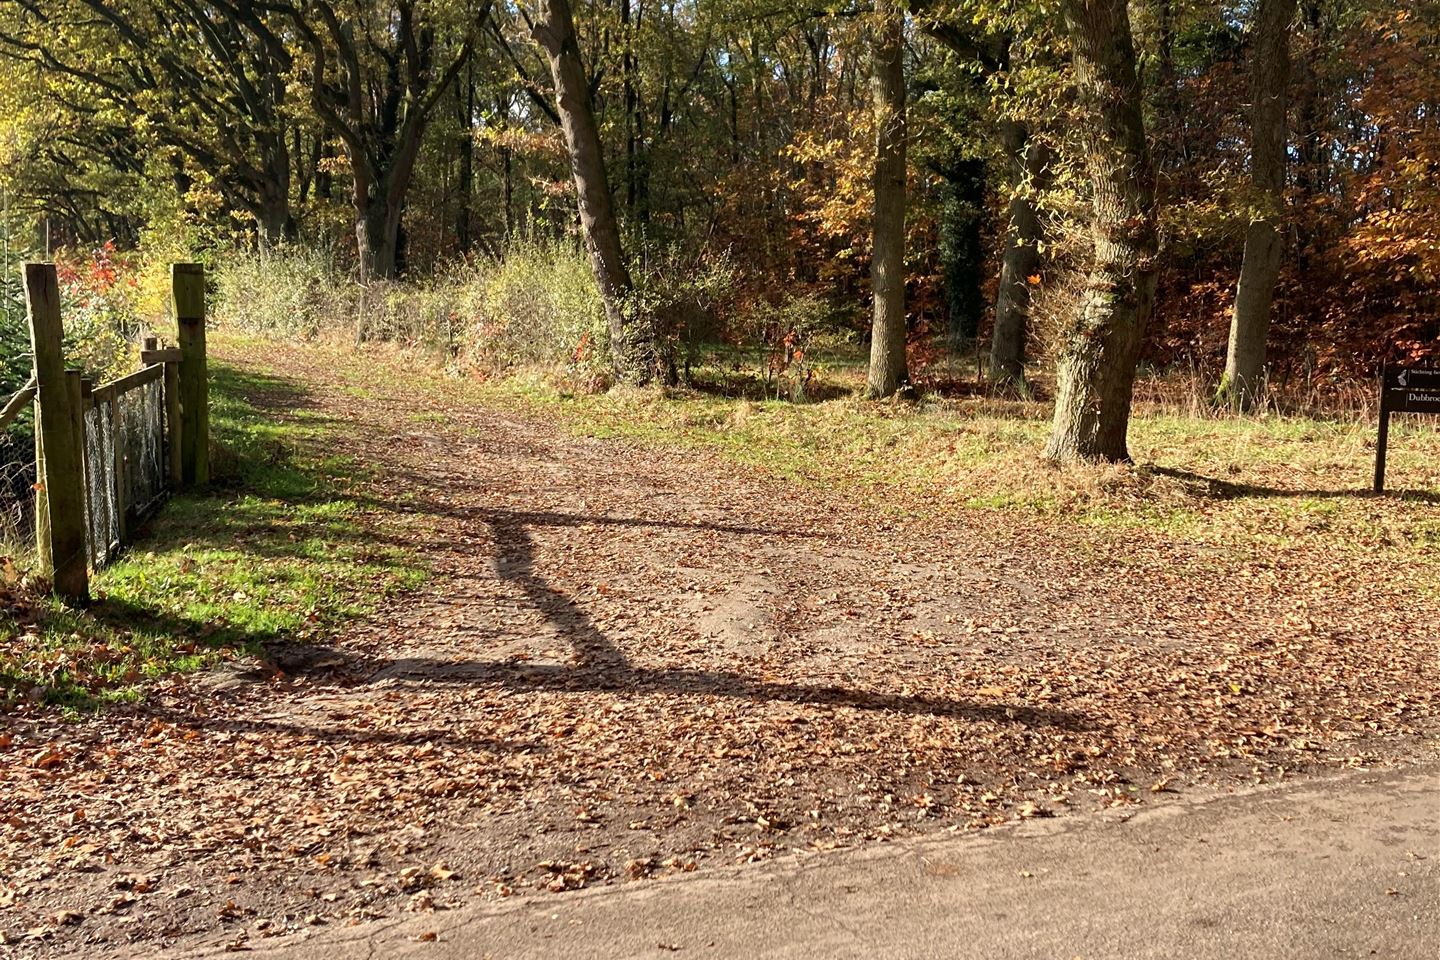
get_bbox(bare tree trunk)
[280,0,481,283]
[256,191,292,247]
[989,119,1049,386]
[502,143,514,244]
[533,0,652,384]
[1291,0,1326,261]
[254,124,293,245]
[1045,0,1158,462]
[866,0,908,399]
[1220,0,1297,411]
[457,63,475,256]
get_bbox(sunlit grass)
[458,352,1440,585]
[0,360,425,714]
[162,331,1440,597]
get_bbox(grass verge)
[455,350,1440,584]
[0,358,423,714]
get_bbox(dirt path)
[4,341,1439,957]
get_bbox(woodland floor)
[3,338,1440,957]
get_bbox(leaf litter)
[2,342,1438,956]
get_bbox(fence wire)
[0,422,35,558]
[2,366,169,570]
[82,375,168,569]
[83,401,119,567]
[120,377,167,519]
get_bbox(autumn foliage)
[0,1,1434,391]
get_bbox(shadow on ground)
[1151,466,1440,503]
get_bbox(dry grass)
[205,330,1440,592]
[458,351,1440,593]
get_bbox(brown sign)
[1376,365,1440,492]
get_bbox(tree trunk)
[866,1,908,399]
[256,198,290,246]
[1292,0,1325,255]
[457,65,476,256]
[353,167,396,282]
[314,136,334,201]
[250,123,294,246]
[532,0,652,384]
[351,124,425,282]
[990,119,1049,386]
[256,158,292,246]
[1219,0,1297,411]
[1045,0,1158,462]
[502,143,514,244]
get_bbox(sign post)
[1375,365,1440,494]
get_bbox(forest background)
[0,0,1435,455]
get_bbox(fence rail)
[0,378,37,430]
[13,262,209,602]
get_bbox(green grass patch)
[0,361,424,714]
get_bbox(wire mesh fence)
[120,376,167,519]
[84,374,169,568]
[0,421,36,559]
[3,262,204,598]
[0,368,171,572]
[82,401,118,567]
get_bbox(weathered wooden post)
[24,263,89,602]
[173,263,209,487]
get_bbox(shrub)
[630,245,738,379]
[731,292,843,401]
[54,241,140,382]
[213,243,354,339]
[464,237,606,371]
[212,238,611,376]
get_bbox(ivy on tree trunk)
[1045,0,1158,463]
[866,0,908,400]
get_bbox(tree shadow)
[28,358,1088,740]
[137,703,536,752]
[351,510,1090,732]
[381,499,825,542]
[210,365,329,417]
[1151,466,1440,503]
[681,372,856,404]
[226,504,1084,733]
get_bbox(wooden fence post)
[173,263,209,487]
[24,263,89,602]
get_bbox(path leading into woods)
[6,339,1440,957]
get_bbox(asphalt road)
[164,761,1439,960]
